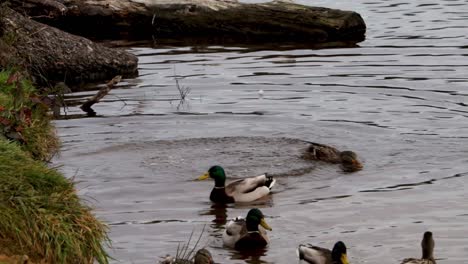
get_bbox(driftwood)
[80,75,122,116]
[9,0,366,46]
[0,5,137,87]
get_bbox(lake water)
[52,0,468,263]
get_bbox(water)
[52,0,468,263]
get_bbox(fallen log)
[9,0,366,46]
[0,5,138,86]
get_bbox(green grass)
[0,69,59,161]
[0,139,110,264]
[0,70,110,263]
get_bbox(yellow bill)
[341,254,349,264]
[197,172,210,180]
[260,218,272,231]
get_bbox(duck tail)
[264,174,276,190]
[297,244,305,260]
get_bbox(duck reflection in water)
[199,204,228,228]
[229,247,268,264]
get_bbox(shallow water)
[52,0,468,263]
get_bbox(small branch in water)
[174,75,191,111]
[80,75,122,116]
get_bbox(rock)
[9,0,366,46]
[0,5,138,87]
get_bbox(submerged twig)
[174,72,191,111]
[80,75,122,116]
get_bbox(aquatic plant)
[0,139,111,263]
[172,68,191,111]
[160,226,210,264]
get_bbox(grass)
[0,69,111,263]
[0,69,59,161]
[160,226,208,264]
[0,140,110,263]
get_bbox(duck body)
[401,259,434,264]
[222,208,272,250]
[193,249,214,264]
[297,241,349,264]
[401,231,436,264]
[198,166,276,204]
[303,143,363,172]
[160,248,214,264]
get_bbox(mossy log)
[9,0,366,46]
[0,6,138,86]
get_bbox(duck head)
[194,248,214,264]
[197,165,226,187]
[340,151,363,172]
[332,241,349,264]
[246,208,272,232]
[421,231,435,260]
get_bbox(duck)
[193,249,214,264]
[197,165,276,204]
[302,142,363,172]
[160,248,214,264]
[297,241,349,264]
[401,231,436,264]
[223,208,272,250]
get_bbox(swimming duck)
[193,249,214,264]
[223,208,272,250]
[401,231,436,264]
[303,143,363,172]
[197,165,276,204]
[160,248,214,264]
[297,241,349,264]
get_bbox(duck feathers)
[297,244,331,264]
[225,174,275,202]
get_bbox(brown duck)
[401,231,436,264]
[160,248,214,264]
[303,142,363,172]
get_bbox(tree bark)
[0,6,138,87]
[8,0,366,46]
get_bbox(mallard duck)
[160,248,214,264]
[197,165,276,203]
[223,208,272,250]
[297,241,349,264]
[303,143,363,172]
[401,231,436,264]
[193,249,213,264]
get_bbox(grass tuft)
[0,69,59,161]
[0,69,110,263]
[160,226,208,264]
[0,139,110,263]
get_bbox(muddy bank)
[0,6,137,86]
[9,0,366,46]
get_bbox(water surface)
[53,0,468,263]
